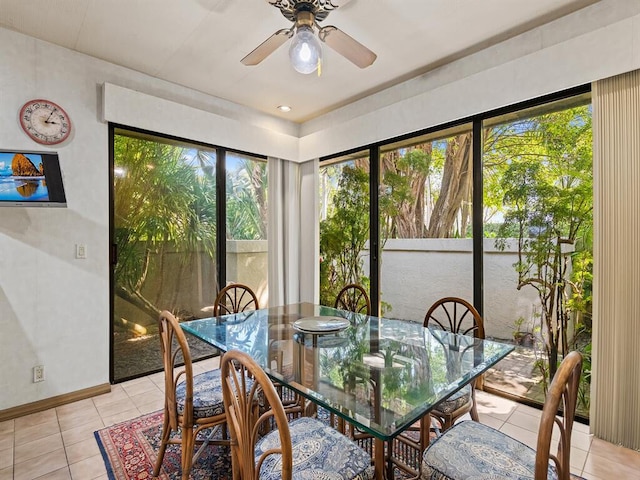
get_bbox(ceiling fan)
[241,0,377,74]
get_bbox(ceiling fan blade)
[318,25,376,68]
[241,28,292,66]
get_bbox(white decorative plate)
[292,316,350,333]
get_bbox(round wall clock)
[19,99,72,145]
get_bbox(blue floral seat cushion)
[256,417,375,480]
[433,385,471,415]
[176,369,225,419]
[422,421,556,480]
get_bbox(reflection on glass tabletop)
[293,316,350,333]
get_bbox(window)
[111,127,267,382]
[319,87,592,417]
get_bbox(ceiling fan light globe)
[289,26,321,74]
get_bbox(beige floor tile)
[91,385,127,409]
[582,450,640,478]
[498,422,538,450]
[0,466,12,480]
[0,447,12,470]
[573,420,590,434]
[14,433,63,464]
[0,432,12,452]
[61,419,104,447]
[565,428,593,452]
[147,371,165,386]
[477,412,504,430]
[514,403,543,418]
[196,356,220,370]
[136,398,165,415]
[13,448,67,480]
[56,398,96,417]
[588,437,640,470]
[95,397,136,419]
[121,377,159,397]
[14,419,61,447]
[129,388,164,409]
[35,467,72,480]
[101,408,141,428]
[570,446,588,472]
[0,420,14,435]
[14,409,58,430]
[64,439,101,465]
[475,391,518,421]
[69,453,107,480]
[506,409,540,433]
[580,473,606,480]
[57,406,102,433]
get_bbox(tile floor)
[1,356,640,480]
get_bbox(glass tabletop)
[181,302,514,440]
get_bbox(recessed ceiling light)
[277,105,292,112]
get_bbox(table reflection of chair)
[421,351,582,480]
[424,297,485,430]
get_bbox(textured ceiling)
[0,0,599,122]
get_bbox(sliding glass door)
[112,129,219,381]
[111,127,268,382]
[481,94,593,417]
[378,125,474,321]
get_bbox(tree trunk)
[380,144,431,238]
[427,133,472,237]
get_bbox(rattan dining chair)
[213,283,259,316]
[220,349,375,480]
[334,283,371,316]
[153,310,229,480]
[421,351,582,480]
[390,297,485,476]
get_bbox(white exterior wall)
[225,240,269,309]
[368,239,541,340]
[0,0,638,411]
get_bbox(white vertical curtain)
[591,69,640,450]
[267,157,319,306]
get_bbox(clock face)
[19,99,71,145]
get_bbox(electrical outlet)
[33,365,45,383]
[76,244,87,259]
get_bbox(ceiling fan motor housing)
[275,0,334,23]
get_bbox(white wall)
[0,27,297,411]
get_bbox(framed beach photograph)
[0,150,66,206]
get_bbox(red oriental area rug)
[95,409,586,480]
[95,410,231,480]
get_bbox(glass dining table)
[181,302,514,479]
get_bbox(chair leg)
[182,429,195,480]
[153,411,171,477]
[470,388,479,422]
